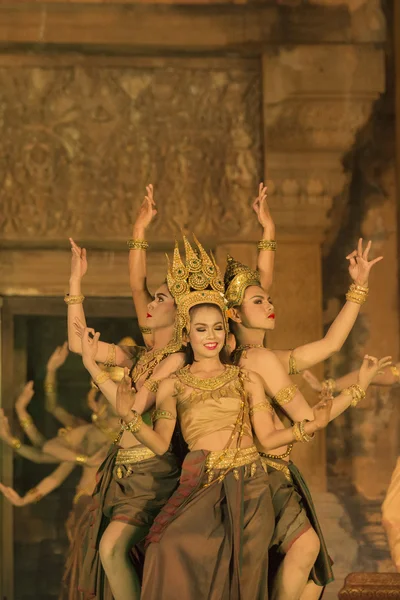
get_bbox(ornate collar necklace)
[177,364,239,391]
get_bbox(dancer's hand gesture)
[346,239,383,287]
[358,355,393,391]
[133,184,157,234]
[81,328,100,362]
[312,397,332,430]
[47,342,69,372]
[252,183,275,235]
[69,238,88,281]
[15,381,35,413]
[0,483,26,506]
[116,367,136,419]
[0,409,14,444]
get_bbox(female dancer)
[113,235,333,600]
[224,186,388,599]
[65,229,185,600]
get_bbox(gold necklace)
[177,364,239,391]
[131,339,182,384]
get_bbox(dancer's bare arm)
[129,184,157,349]
[0,409,59,463]
[273,239,383,373]
[0,462,75,506]
[14,381,46,448]
[303,360,400,394]
[254,183,276,292]
[42,424,105,466]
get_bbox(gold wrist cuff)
[64,294,85,305]
[103,343,117,368]
[292,419,314,443]
[343,383,366,407]
[19,416,33,430]
[11,437,22,450]
[75,454,88,465]
[322,378,336,394]
[124,411,143,434]
[94,371,111,386]
[346,283,368,305]
[257,240,277,251]
[127,239,149,250]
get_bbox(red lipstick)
[268,314,275,320]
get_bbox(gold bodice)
[173,365,252,450]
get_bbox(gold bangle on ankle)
[64,294,85,305]
[127,239,149,250]
[257,240,277,251]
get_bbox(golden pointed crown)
[166,235,228,337]
[224,255,261,308]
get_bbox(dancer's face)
[146,283,176,330]
[188,305,226,360]
[233,286,275,331]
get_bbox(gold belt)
[260,455,292,482]
[115,446,155,465]
[205,445,259,470]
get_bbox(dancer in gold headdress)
[64,208,185,599]
[224,184,389,600]
[114,235,334,600]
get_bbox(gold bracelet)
[125,411,143,435]
[94,371,111,386]
[299,419,315,442]
[44,382,56,393]
[257,240,277,251]
[27,487,43,502]
[391,365,400,383]
[103,343,116,367]
[343,383,366,407]
[127,239,149,250]
[11,437,22,450]
[75,454,88,465]
[19,416,33,430]
[64,294,85,305]
[152,409,176,422]
[292,422,304,443]
[139,326,152,335]
[322,378,336,394]
[143,378,159,394]
[346,283,368,305]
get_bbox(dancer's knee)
[286,528,320,571]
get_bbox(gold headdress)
[224,255,261,308]
[167,235,228,340]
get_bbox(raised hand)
[358,355,393,391]
[15,381,35,412]
[133,184,157,233]
[0,409,13,443]
[73,317,87,340]
[47,342,69,372]
[302,370,323,393]
[252,182,275,234]
[312,397,333,430]
[69,238,88,281]
[116,367,136,419]
[346,239,383,287]
[0,483,26,507]
[81,328,100,362]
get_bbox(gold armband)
[249,401,274,417]
[103,344,117,368]
[322,378,336,394]
[140,326,153,335]
[273,384,298,406]
[27,487,43,502]
[64,294,85,305]
[75,454,88,465]
[346,283,368,306]
[19,416,33,431]
[152,409,176,422]
[11,437,22,450]
[94,371,111,386]
[289,350,301,376]
[292,419,314,443]
[257,240,277,251]
[44,382,56,393]
[390,365,400,383]
[127,239,149,250]
[143,378,160,394]
[342,383,366,407]
[125,411,143,435]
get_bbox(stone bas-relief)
[0,61,261,242]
